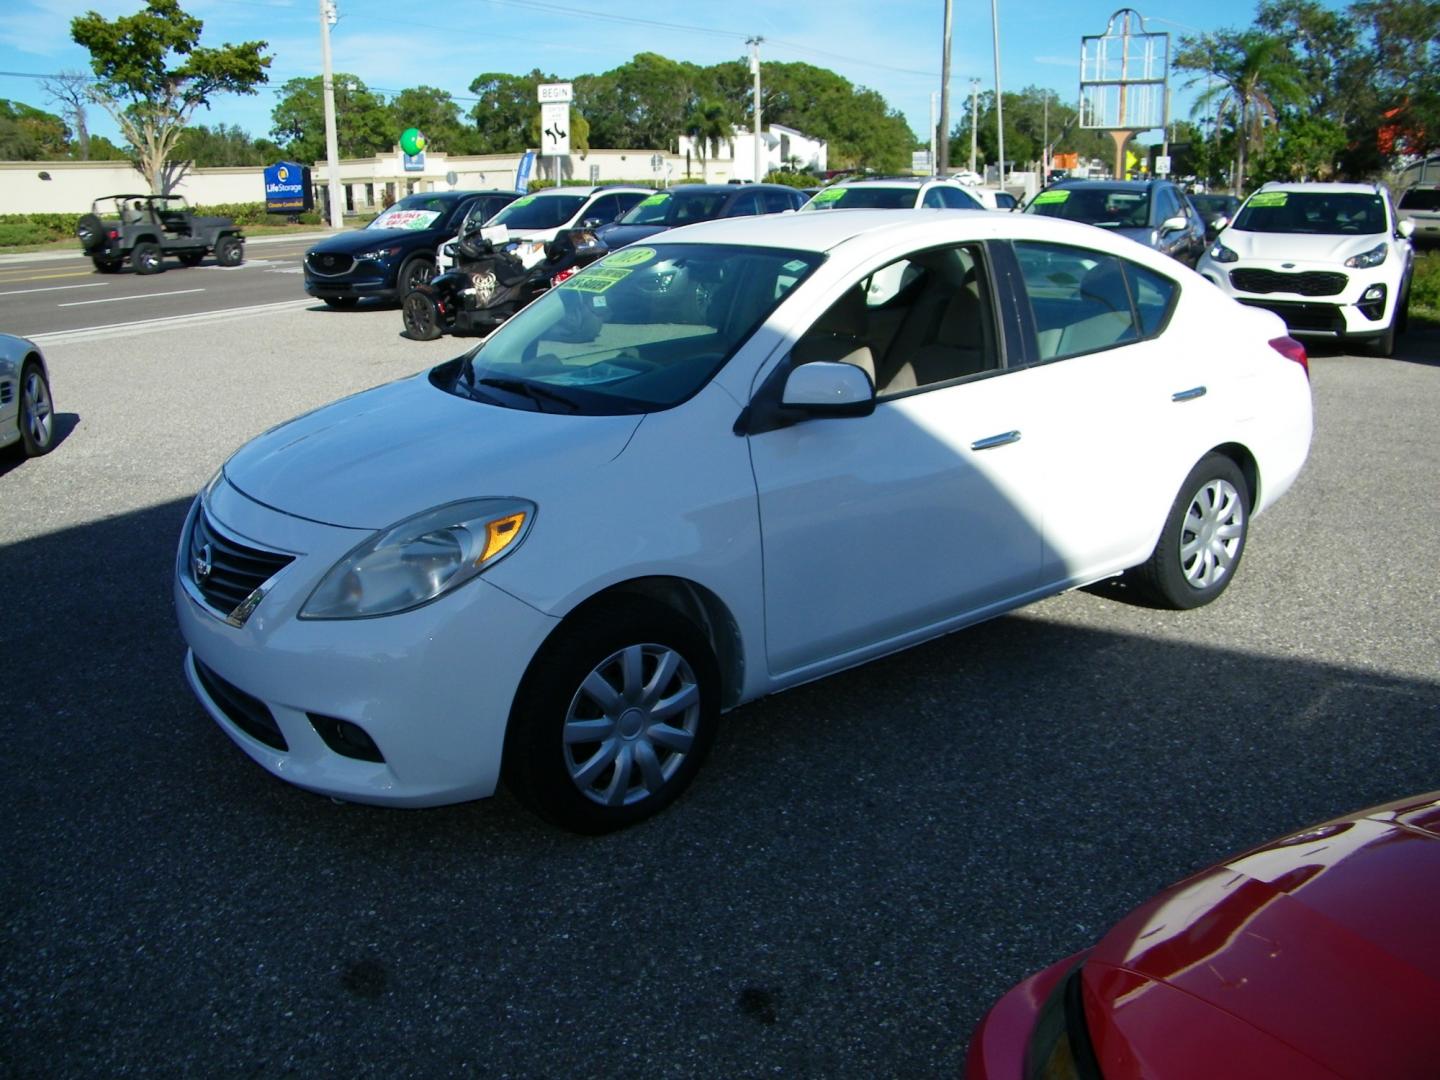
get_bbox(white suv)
[1198,182,1415,356]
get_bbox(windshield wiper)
[474,376,580,413]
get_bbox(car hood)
[222,371,644,529]
[1220,229,1388,265]
[1085,792,1440,1078]
[308,227,446,254]
[597,223,669,247]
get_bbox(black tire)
[1136,453,1250,610]
[75,213,104,252]
[401,290,444,340]
[397,255,436,296]
[215,236,244,267]
[15,360,56,458]
[91,255,122,273]
[1368,320,1396,358]
[322,296,359,309]
[503,598,720,834]
[178,251,206,267]
[132,242,164,275]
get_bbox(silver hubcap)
[563,643,700,807]
[22,371,51,447]
[1180,478,1244,588]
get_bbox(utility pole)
[939,0,953,174]
[929,92,938,175]
[748,37,764,183]
[1042,91,1049,180]
[990,0,1004,187]
[969,78,980,175]
[318,0,343,228]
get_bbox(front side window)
[447,243,824,415]
[1014,242,1143,361]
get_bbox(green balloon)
[400,128,426,155]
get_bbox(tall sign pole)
[939,0,953,174]
[748,38,764,182]
[991,0,1004,186]
[538,82,573,188]
[970,78,980,175]
[318,0,343,228]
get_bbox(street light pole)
[990,0,1004,186]
[939,0,953,174]
[318,0,343,228]
[748,37,764,183]
[969,77,980,176]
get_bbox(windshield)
[1231,191,1386,234]
[1027,187,1151,228]
[369,195,455,231]
[1399,188,1440,211]
[620,190,728,226]
[444,243,824,415]
[490,193,589,230]
[800,187,916,211]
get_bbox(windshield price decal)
[637,194,669,207]
[812,188,846,205]
[1248,192,1288,207]
[561,266,631,293]
[605,247,656,268]
[1033,190,1070,205]
[510,195,536,207]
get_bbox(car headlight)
[300,498,535,619]
[1344,243,1388,268]
[357,245,402,261]
[1208,242,1238,263]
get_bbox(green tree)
[71,0,270,193]
[1174,30,1307,192]
[391,86,472,154]
[174,122,281,166]
[577,53,707,150]
[468,70,555,154]
[683,99,734,181]
[0,100,71,159]
[270,74,391,162]
[1249,113,1348,182]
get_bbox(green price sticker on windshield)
[562,266,631,293]
[812,187,846,205]
[638,193,669,207]
[1033,189,1070,205]
[1248,192,1288,207]
[511,195,535,207]
[605,246,656,268]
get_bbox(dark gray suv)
[1024,179,1208,266]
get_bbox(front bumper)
[304,256,399,301]
[173,483,559,807]
[1198,257,1401,338]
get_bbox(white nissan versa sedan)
[176,210,1313,833]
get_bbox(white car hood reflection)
[1221,229,1386,264]
[223,372,643,529]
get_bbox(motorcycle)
[401,225,607,341]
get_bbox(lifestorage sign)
[263,161,313,213]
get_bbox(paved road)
[0,235,325,339]
[1,305,1437,1077]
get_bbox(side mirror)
[1160,215,1189,235]
[442,242,457,257]
[1398,219,1415,238]
[1210,215,1230,232]
[781,361,875,418]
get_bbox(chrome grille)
[1229,269,1348,297]
[306,251,356,277]
[188,509,293,625]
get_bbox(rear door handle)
[1172,386,1207,402]
[971,430,1021,451]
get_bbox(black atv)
[401,227,607,340]
[75,194,245,275]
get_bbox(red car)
[968,792,1440,1079]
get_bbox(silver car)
[1,334,56,460]
[1397,184,1440,247]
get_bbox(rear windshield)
[801,187,916,211]
[1231,191,1386,234]
[1027,187,1151,228]
[490,194,589,230]
[1399,188,1440,211]
[444,243,824,415]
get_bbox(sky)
[0,0,1290,154]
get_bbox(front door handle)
[971,430,1021,451]
[1172,386,1207,402]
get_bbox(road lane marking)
[28,298,314,344]
[0,282,109,297]
[0,269,98,283]
[59,288,206,307]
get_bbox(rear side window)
[1122,263,1179,336]
[1400,188,1440,211]
[1013,242,1144,361]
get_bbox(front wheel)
[397,256,435,296]
[215,236,244,267]
[1135,453,1250,610]
[401,290,444,340]
[132,242,163,275]
[503,599,720,833]
[15,360,55,458]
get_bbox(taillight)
[1268,335,1309,379]
[108,229,119,239]
[551,267,577,285]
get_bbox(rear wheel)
[401,290,443,340]
[132,242,163,275]
[503,599,719,833]
[1135,453,1250,609]
[15,360,55,458]
[215,236,244,267]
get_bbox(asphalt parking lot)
[2,304,1437,1076]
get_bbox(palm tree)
[684,100,733,182]
[1175,31,1306,193]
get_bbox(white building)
[677,123,828,183]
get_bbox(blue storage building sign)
[263,161,313,213]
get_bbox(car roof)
[1255,181,1383,195]
[1051,179,1164,191]
[525,185,653,197]
[826,177,948,189]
